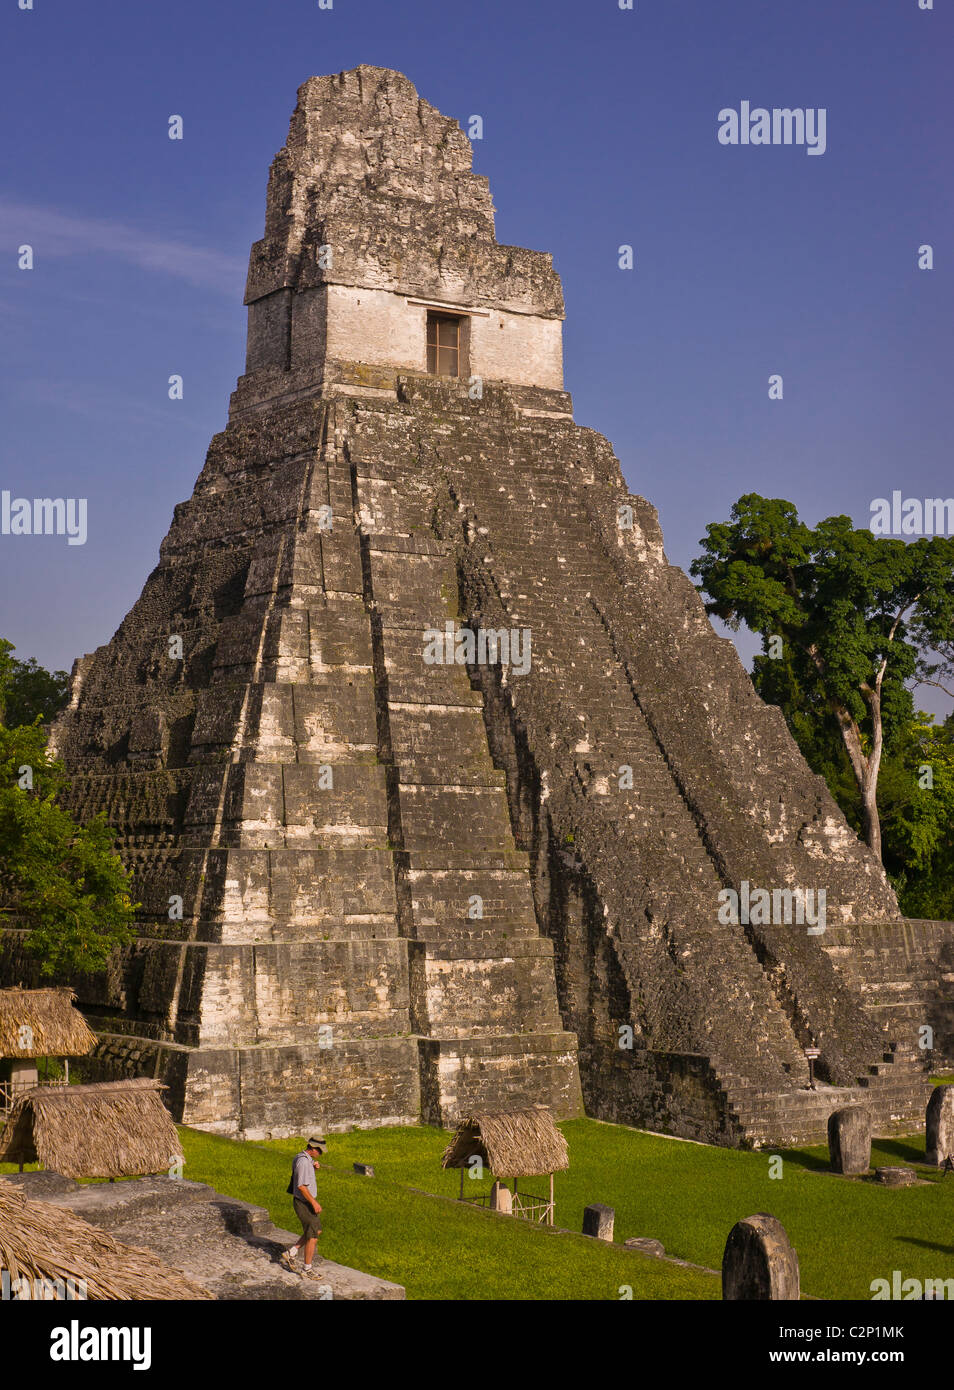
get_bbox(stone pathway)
[1,1172,404,1300]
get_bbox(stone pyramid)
[14,66,951,1142]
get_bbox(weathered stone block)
[828,1106,871,1175]
[926,1084,954,1167]
[582,1203,614,1241]
[722,1214,800,1300]
[625,1237,665,1257]
[874,1167,917,1187]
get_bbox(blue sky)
[1,0,951,712]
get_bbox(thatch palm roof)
[0,987,96,1058]
[0,1079,183,1180]
[0,1180,212,1300]
[441,1107,569,1178]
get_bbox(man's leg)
[302,1235,317,1267]
[282,1202,307,1266]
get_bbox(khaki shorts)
[293,1196,322,1239]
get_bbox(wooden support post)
[549,1172,554,1226]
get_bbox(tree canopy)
[0,641,137,976]
[0,644,69,727]
[691,494,954,860]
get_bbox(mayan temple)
[9,66,952,1143]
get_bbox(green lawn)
[175,1125,717,1300]
[6,1117,953,1300]
[177,1119,954,1301]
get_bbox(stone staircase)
[337,376,941,1145]
[715,1048,931,1148]
[352,453,582,1123]
[822,921,954,1065]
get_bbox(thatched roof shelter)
[0,1180,212,1299]
[441,1107,569,1179]
[0,1079,183,1180]
[0,987,96,1058]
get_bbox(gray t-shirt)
[292,1151,317,1199]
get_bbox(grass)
[184,1119,954,1301]
[174,1126,716,1300]
[6,1117,954,1300]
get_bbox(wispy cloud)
[0,199,246,296]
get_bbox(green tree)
[737,645,954,915]
[691,495,954,860]
[0,644,69,727]
[0,642,137,976]
[875,714,954,917]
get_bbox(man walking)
[281,1136,327,1276]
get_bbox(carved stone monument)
[926,1085,954,1167]
[828,1106,872,1175]
[722,1214,800,1301]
